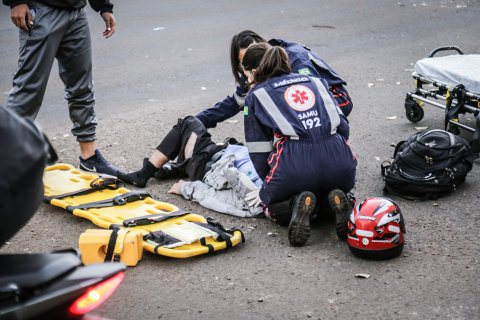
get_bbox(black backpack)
[381,129,474,200]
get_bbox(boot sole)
[288,192,316,247]
[328,190,351,240]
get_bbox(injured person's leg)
[153,132,198,180]
[117,116,215,187]
[117,120,182,187]
[117,151,169,187]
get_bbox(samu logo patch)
[284,84,315,112]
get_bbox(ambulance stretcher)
[404,46,480,154]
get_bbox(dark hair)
[230,30,266,84]
[242,43,291,85]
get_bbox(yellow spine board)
[44,164,244,258]
[79,229,144,266]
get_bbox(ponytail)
[254,46,291,84]
[242,43,291,86]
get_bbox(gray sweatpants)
[7,2,97,142]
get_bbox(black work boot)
[288,191,316,247]
[117,158,157,188]
[153,162,181,180]
[328,189,352,240]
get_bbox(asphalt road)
[1,1,480,319]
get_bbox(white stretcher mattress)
[414,54,480,95]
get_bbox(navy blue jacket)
[196,39,351,128]
[244,74,349,180]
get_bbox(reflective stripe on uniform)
[253,88,299,140]
[246,141,274,153]
[233,91,245,107]
[311,77,340,134]
[308,53,340,77]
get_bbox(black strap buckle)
[90,177,124,190]
[66,191,151,213]
[113,191,150,206]
[123,210,190,227]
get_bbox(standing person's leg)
[56,7,118,175]
[6,4,65,120]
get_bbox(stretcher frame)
[404,46,480,154]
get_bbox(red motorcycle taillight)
[68,272,125,317]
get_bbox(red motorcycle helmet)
[347,197,405,260]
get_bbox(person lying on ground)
[117,117,263,217]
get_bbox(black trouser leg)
[156,116,218,181]
[266,198,292,226]
[156,123,183,160]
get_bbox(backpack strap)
[380,161,391,177]
[381,139,406,177]
[393,141,407,158]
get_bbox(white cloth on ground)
[218,144,263,188]
[180,154,263,218]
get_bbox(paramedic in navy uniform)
[196,30,353,130]
[241,43,357,247]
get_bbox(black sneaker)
[79,149,120,177]
[153,162,181,180]
[288,191,316,247]
[328,189,352,240]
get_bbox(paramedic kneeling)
[196,30,353,131]
[242,43,357,247]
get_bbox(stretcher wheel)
[405,98,424,123]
